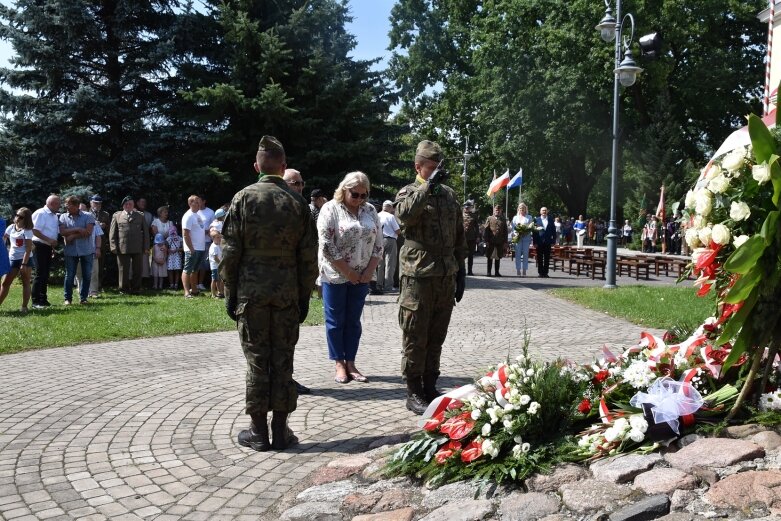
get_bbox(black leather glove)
[427,167,447,191]
[298,297,310,324]
[455,267,466,303]
[225,293,238,321]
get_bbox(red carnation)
[577,398,592,414]
[594,370,610,383]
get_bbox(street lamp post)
[462,137,473,203]
[596,0,643,289]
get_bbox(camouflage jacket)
[484,215,508,246]
[463,209,479,243]
[395,178,466,277]
[220,175,318,307]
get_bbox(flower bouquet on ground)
[386,344,586,486]
[511,222,536,244]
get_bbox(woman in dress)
[151,206,172,239]
[317,171,382,384]
[1,208,34,313]
[511,203,533,277]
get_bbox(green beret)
[415,140,443,162]
[257,135,285,154]
[121,195,133,205]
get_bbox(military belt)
[404,239,453,256]
[244,248,295,257]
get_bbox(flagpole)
[505,173,509,218]
[492,169,496,205]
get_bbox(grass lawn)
[548,285,717,331]
[0,285,324,355]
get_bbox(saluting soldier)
[395,140,467,415]
[462,201,479,276]
[221,136,318,451]
[484,205,508,277]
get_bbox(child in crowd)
[166,226,182,290]
[208,232,224,298]
[151,233,168,289]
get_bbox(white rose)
[730,201,751,221]
[752,164,771,185]
[711,223,731,245]
[722,148,746,173]
[705,164,722,180]
[628,429,645,443]
[685,189,697,209]
[603,427,619,443]
[695,189,712,216]
[693,215,705,229]
[698,226,712,246]
[482,423,491,436]
[707,174,730,194]
[733,234,750,248]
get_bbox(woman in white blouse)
[511,203,533,277]
[317,171,382,384]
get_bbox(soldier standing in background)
[395,140,467,415]
[484,205,508,277]
[221,136,318,451]
[462,200,478,276]
[88,195,111,296]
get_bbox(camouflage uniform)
[463,205,479,275]
[484,212,508,276]
[395,144,467,399]
[220,173,318,417]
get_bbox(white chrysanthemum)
[733,234,750,248]
[708,174,730,194]
[695,189,712,216]
[685,228,701,249]
[711,223,731,245]
[629,414,648,433]
[622,360,657,389]
[758,391,781,412]
[730,201,751,221]
[685,189,697,209]
[698,226,712,246]
[721,148,746,173]
[753,163,771,184]
[628,429,645,443]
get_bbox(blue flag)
[507,168,523,189]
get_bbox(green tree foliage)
[0,0,179,209]
[388,0,766,218]
[174,0,404,203]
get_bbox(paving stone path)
[0,257,678,520]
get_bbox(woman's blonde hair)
[517,203,528,213]
[334,171,371,204]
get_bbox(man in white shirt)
[31,194,61,308]
[377,200,400,293]
[182,195,206,297]
[197,197,215,292]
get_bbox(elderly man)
[110,196,149,294]
[395,140,467,414]
[377,200,400,293]
[221,136,318,451]
[534,207,556,278]
[89,195,111,296]
[283,168,305,194]
[59,196,95,305]
[31,194,61,309]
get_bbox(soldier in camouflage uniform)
[395,140,467,414]
[462,201,479,276]
[484,205,508,277]
[220,135,318,451]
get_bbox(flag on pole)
[486,171,496,197]
[656,185,665,221]
[507,168,523,189]
[487,169,510,195]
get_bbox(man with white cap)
[377,200,400,293]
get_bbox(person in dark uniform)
[221,136,318,451]
[462,201,479,276]
[395,140,467,414]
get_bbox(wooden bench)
[574,257,606,279]
[616,257,650,280]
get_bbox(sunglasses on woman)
[349,190,368,200]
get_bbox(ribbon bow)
[629,377,704,434]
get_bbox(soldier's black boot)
[423,374,444,403]
[406,379,429,415]
[237,413,270,451]
[467,254,474,276]
[271,411,298,450]
[494,260,502,276]
[487,263,493,277]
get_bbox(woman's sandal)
[348,372,369,383]
[334,374,351,384]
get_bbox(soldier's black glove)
[225,293,238,321]
[455,267,466,303]
[427,161,448,193]
[298,296,310,324]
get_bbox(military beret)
[90,194,103,203]
[121,195,133,205]
[310,188,324,199]
[257,135,285,154]
[415,140,443,162]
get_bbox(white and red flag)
[486,169,510,196]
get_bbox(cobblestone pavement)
[0,256,682,520]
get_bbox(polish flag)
[487,169,510,195]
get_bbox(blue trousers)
[64,254,93,302]
[322,281,369,361]
[514,235,532,271]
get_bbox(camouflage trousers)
[398,274,455,380]
[237,302,299,415]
